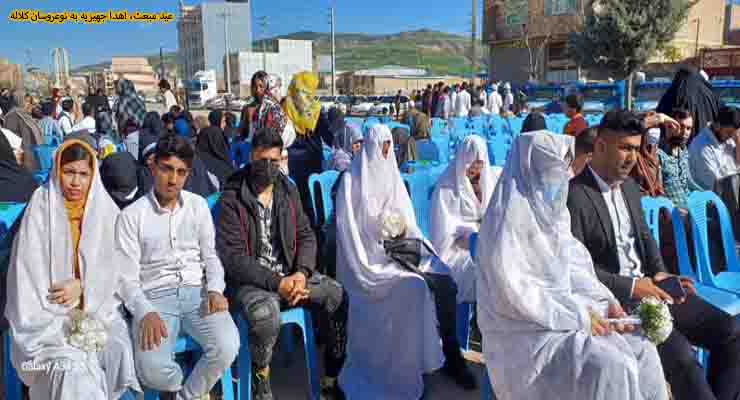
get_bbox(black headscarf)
[142,111,163,138]
[657,66,719,139]
[521,112,547,134]
[0,130,37,203]
[196,118,234,185]
[100,152,142,209]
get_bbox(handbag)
[383,238,434,275]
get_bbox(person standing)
[487,83,502,116]
[455,83,472,118]
[563,94,588,137]
[502,83,514,114]
[58,99,75,136]
[159,80,178,112]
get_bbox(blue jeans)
[133,286,239,399]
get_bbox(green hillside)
[72,30,486,77]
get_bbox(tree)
[568,0,694,108]
[521,24,552,82]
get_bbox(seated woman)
[329,122,363,172]
[5,139,146,400]
[430,135,502,303]
[335,124,475,400]
[0,127,37,202]
[196,110,235,189]
[476,131,668,400]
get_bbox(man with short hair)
[573,126,599,177]
[72,102,96,134]
[563,93,588,137]
[216,129,348,400]
[58,99,75,136]
[689,106,740,190]
[658,108,701,208]
[569,109,740,400]
[487,83,503,116]
[116,135,239,400]
[38,102,63,142]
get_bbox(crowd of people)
[2,65,740,400]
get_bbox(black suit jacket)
[567,168,667,303]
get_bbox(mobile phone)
[656,276,686,299]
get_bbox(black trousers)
[656,294,740,400]
[421,272,463,359]
[231,274,348,378]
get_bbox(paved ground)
[260,330,488,400]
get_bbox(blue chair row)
[402,164,446,238]
[308,170,340,228]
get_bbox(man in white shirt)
[487,83,503,116]
[569,109,740,400]
[689,106,740,190]
[71,102,96,134]
[160,79,179,111]
[450,85,459,116]
[116,135,239,399]
[58,99,75,136]
[455,82,472,118]
[502,83,514,113]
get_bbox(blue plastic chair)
[487,138,510,167]
[506,116,524,137]
[308,170,340,227]
[234,141,252,169]
[386,121,411,133]
[32,145,55,172]
[487,115,506,138]
[687,191,740,297]
[402,166,446,238]
[416,139,440,163]
[3,331,21,400]
[117,143,127,153]
[430,118,447,136]
[206,192,222,222]
[0,202,26,265]
[641,197,740,315]
[234,308,320,400]
[143,335,235,400]
[467,117,486,135]
[344,117,365,127]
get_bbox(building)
[725,2,740,45]
[110,57,158,94]
[484,0,726,83]
[89,68,116,95]
[50,48,70,88]
[337,66,465,95]
[178,0,252,82]
[228,39,312,98]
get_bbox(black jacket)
[567,168,667,303]
[216,166,317,293]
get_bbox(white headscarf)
[477,131,616,335]
[5,140,134,380]
[336,124,425,298]
[431,136,501,263]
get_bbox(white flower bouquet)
[606,297,673,345]
[65,309,108,353]
[381,210,407,241]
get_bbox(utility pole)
[471,0,477,84]
[220,9,232,95]
[159,45,166,81]
[258,16,269,71]
[693,18,701,62]
[329,5,336,97]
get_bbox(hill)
[72,29,486,77]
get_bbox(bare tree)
[521,24,551,82]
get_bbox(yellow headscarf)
[55,139,97,309]
[283,72,321,136]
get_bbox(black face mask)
[249,159,280,193]
[669,137,687,147]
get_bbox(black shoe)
[252,366,274,400]
[321,377,346,400]
[442,358,478,391]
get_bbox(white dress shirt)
[455,90,471,117]
[590,167,644,295]
[72,116,96,134]
[689,126,740,190]
[116,190,226,298]
[488,92,503,115]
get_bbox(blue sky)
[0,0,476,70]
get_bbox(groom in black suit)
[568,110,740,400]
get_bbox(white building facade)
[229,39,313,98]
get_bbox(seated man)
[689,106,740,191]
[430,135,502,303]
[573,126,598,176]
[658,108,701,209]
[569,109,740,400]
[116,135,239,399]
[477,131,668,400]
[216,129,348,400]
[335,124,476,400]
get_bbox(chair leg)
[299,314,321,400]
[3,331,21,400]
[237,314,252,400]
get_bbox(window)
[545,0,577,16]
